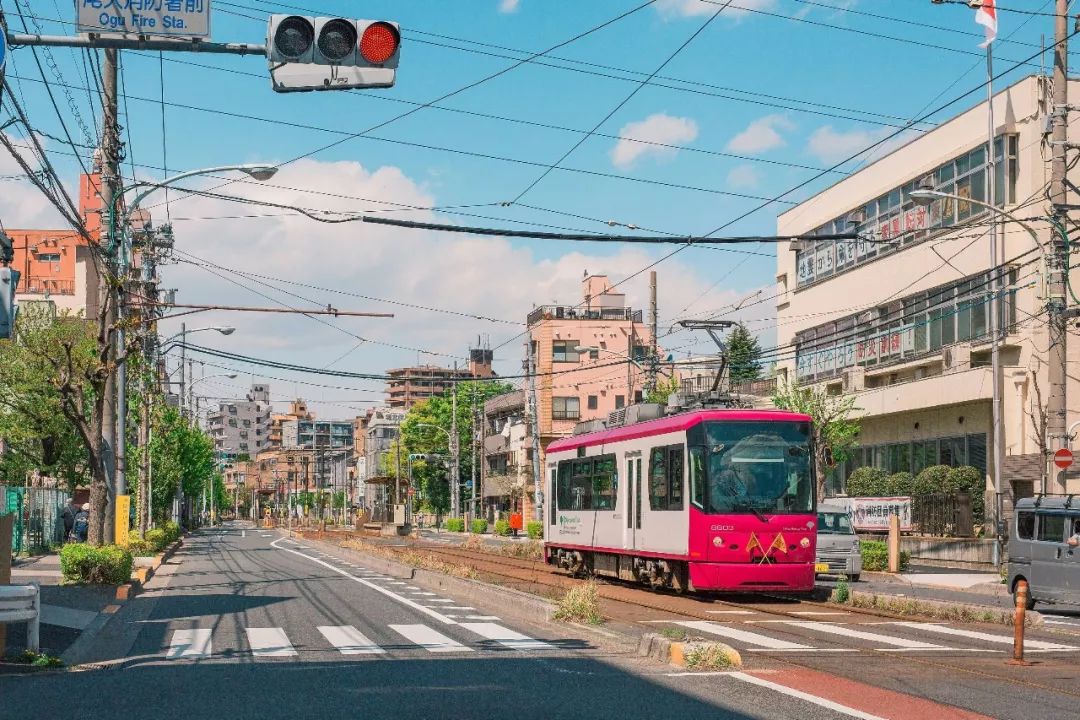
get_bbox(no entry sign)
[1054,448,1074,470]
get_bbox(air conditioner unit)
[942,343,972,373]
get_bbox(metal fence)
[911,492,974,537]
[1,486,69,554]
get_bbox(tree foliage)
[771,381,860,501]
[645,373,681,406]
[727,323,763,384]
[145,405,218,525]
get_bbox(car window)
[1036,514,1066,543]
[1016,511,1034,540]
[817,512,853,534]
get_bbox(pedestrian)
[73,503,90,543]
[1068,518,1080,547]
[61,498,78,542]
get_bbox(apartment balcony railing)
[527,305,642,326]
[20,278,75,295]
[731,377,778,397]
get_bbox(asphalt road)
[0,523,895,720]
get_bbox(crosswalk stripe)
[675,621,814,650]
[246,627,298,657]
[318,625,386,655]
[389,624,473,653]
[886,622,1080,650]
[778,622,944,649]
[444,606,476,611]
[459,622,554,650]
[166,628,212,659]
[464,615,501,621]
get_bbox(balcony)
[527,305,642,326]
[853,366,993,418]
[20,278,75,296]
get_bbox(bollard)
[887,512,901,573]
[1008,579,1032,666]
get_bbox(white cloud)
[498,0,519,13]
[0,134,73,230]
[726,114,794,154]
[725,164,762,189]
[805,125,916,164]
[655,0,776,19]
[610,113,699,169]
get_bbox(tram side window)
[556,454,618,511]
[1016,512,1034,540]
[689,447,706,509]
[649,444,684,511]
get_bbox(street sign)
[77,0,211,39]
[1054,448,1074,470]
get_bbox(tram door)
[623,455,642,550]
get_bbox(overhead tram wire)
[508,1,732,205]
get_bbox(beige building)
[775,75,1080,511]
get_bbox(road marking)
[411,592,438,596]
[675,621,814,650]
[426,599,456,604]
[318,625,386,655]
[779,622,944,649]
[886,622,1080,650]
[246,627,297,657]
[271,537,458,625]
[390,624,472,653]
[705,610,756,615]
[459,622,554,650]
[465,615,501,621]
[166,628,212,659]
[789,611,851,616]
[444,606,476,611]
[726,672,886,720]
[1042,619,1080,626]
[745,648,857,653]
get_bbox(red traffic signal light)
[360,22,399,65]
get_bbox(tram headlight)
[712,536,723,547]
[799,537,811,549]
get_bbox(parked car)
[816,503,862,581]
[1007,496,1080,610]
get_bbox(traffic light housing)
[267,15,400,93]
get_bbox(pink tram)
[544,408,818,593]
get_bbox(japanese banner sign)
[78,0,211,39]
[829,496,913,532]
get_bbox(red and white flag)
[975,0,998,48]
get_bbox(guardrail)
[0,583,40,652]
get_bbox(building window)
[615,395,625,409]
[552,397,580,420]
[632,345,648,362]
[634,390,643,404]
[36,253,61,263]
[587,395,598,410]
[552,340,580,363]
[228,419,237,428]
[588,348,599,360]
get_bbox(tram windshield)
[688,421,815,515]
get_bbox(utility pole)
[450,363,460,518]
[99,48,120,546]
[648,271,658,395]
[1047,0,1070,493]
[470,379,478,518]
[527,336,544,522]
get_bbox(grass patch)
[660,626,688,641]
[341,538,479,580]
[834,591,1033,626]
[6,650,64,668]
[553,580,603,625]
[683,643,737,670]
[496,540,544,561]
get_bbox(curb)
[845,589,1043,627]
[637,632,742,669]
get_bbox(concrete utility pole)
[470,380,478,518]
[100,48,120,545]
[648,271,658,395]
[527,336,544,522]
[1047,0,1070,492]
[450,362,460,518]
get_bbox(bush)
[126,537,156,557]
[445,518,466,533]
[60,544,134,585]
[145,528,169,553]
[846,466,888,497]
[884,472,914,496]
[494,519,512,537]
[526,521,543,540]
[470,519,489,534]
[947,465,986,522]
[162,521,182,544]
[831,575,850,604]
[913,465,952,496]
[860,540,910,572]
[553,580,602,624]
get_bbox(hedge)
[470,519,489,534]
[494,519,512,537]
[526,521,543,540]
[445,518,466,533]
[126,537,157,557]
[846,466,888,497]
[145,528,169,553]
[860,540,910,572]
[162,521,182,544]
[60,544,134,585]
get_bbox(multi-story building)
[360,406,406,514]
[480,390,534,521]
[281,419,355,450]
[207,384,272,459]
[6,174,104,317]
[385,349,494,409]
[269,400,312,447]
[775,75,1080,513]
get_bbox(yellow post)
[887,512,900,573]
[114,495,130,546]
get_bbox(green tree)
[644,373,681,406]
[771,381,860,501]
[727,323,763,384]
[146,405,217,526]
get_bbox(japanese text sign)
[78,0,211,39]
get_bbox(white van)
[816,502,862,581]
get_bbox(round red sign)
[1054,448,1074,470]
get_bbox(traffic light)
[0,266,19,340]
[267,15,400,93]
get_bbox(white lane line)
[779,622,944,649]
[166,628,212,659]
[675,621,814,650]
[444,607,476,611]
[886,622,1080,650]
[465,615,501,621]
[390,624,473,653]
[410,592,438,596]
[1042,619,1080,627]
[246,627,297,657]
[459,622,555,650]
[318,626,386,655]
[405,586,421,590]
[745,648,857,653]
[242,531,246,538]
[705,610,757,615]
[271,537,457,626]
[727,672,886,720]
[789,611,850,616]
[426,599,456,604]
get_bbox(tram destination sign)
[78,0,211,39]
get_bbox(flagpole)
[986,40,1004,567]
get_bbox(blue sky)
[0,0,1060,417]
